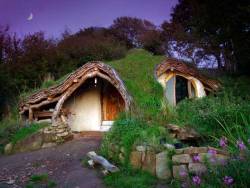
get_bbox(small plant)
[26,174,56,188]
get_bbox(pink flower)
[219,137,228,148]
[192,175,201,185]
[192,154,201,162]
[223,176,234,185]
[237,140,246,150]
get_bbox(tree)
[169,0,250,73]
[110,17,156,48]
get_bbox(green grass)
[11,122,48,144]
[104,167,157,188]
[26,174,56,188]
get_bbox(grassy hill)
[1,49,250,187]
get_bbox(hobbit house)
[19,62,131,139]
[155,58,220,105]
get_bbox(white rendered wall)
[157,72,206,103]
[64,87,102,132]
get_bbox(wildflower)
[223,176,234,185]
[192,154,200,162]
[208,148,217,156]
[219,137,228,148]
[237,140,246,150]
[192,176,201,185]
[179,170,187,177]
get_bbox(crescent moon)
[27,13,33,21]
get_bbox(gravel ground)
[0,137,105,188]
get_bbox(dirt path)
[0,137,105,188]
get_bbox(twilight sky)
[0,0,178,38]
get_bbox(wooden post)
[28,107,33,123]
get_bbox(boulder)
[13,132,43,153]
[4,142,13,154]
[142,151,156,175]
[188,163,207,174]
[156,151,172,180]
[173,165,188,180]
[136,145,146,152]
[183,147,208,154]
[166,124,201,141]
[172,154,192,164]
[130,151,142,168]
[42,142,57,148]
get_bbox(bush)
[173,76,250,144]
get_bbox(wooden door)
[102,84,124,121]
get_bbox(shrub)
[173,76,250,145]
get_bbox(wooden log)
[87,151,119,173]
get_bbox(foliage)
[103,167,157,188]
[168,0,250,73]
[100,50,173,164]
[173,76,250,144]
[11,122,48,144]
[26,174,56,188]
[200,153,250,188]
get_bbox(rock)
[6,179,15,185]
[119,153,125,162]
[166,124,201,141]
[120,147,125,154]
[56,131,69,137]
[173,165,188,180]
[198,153,229,164]
[142,151,156,175]
[43,132,56,143]
[156,151,172,180]
[130,151,142,168]
[136,145,146,152]
[13,132,43,153]
[163,143,175,150]
[175,149,184,154]
[183,147,208,154]
[172,154,192,164]
[188,163,207,174]
[4,143,13,155]
[207,146,229,155]
[41,142,57,148]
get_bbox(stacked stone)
[130,146,230,180]
[172,146,229,179]
[43,121,72,143]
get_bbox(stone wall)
[130,146,229,180]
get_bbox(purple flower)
[192,176,201,185]
[208,149,217,156]
[237,140,246,150]
[219,137,228,148]
[223,176,234,185]
[192,154,201,162]
[179,170,187,177]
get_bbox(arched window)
[165,75,197,105]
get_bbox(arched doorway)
[176,75,189,103]
[62,77,125,132]
[165,75,197,105]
